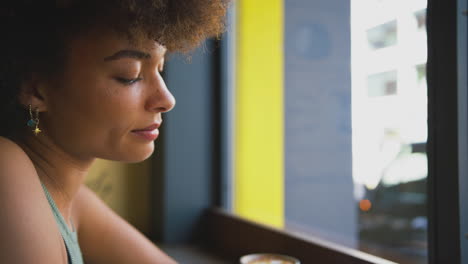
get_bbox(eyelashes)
[114,77,143,85]
[113,68,164,86]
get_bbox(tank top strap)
[41,182,84,264]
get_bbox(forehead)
[68,27,167,63]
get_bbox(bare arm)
[0,137,67,264]
[75,185,177,264]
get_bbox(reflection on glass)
[367,20,397,50]
[352,1,428,263]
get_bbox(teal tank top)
[41,183,84,264]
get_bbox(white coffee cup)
[240,253,300,264]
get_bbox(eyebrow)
[103,49,151,61]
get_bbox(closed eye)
[115,77,143,85]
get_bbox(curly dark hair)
[0,0,228,139]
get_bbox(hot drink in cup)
[240,253,300,264]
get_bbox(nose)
[145,72,176,113]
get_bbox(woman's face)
[41,28,175,162]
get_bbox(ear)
[17,74,50,112]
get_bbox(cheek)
[57,77,139,120]
[51,81,113,127]
[46,80,145,157]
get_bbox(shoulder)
[0,136,39,194]
[0,136,67,263]
[0,136,39,177]
[0,136,30,161]
[0,136,37,189]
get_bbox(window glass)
[231,0,428,263]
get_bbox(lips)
[135,123,161,131]
[131,123,161,141]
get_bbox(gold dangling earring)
[27,104,41,136]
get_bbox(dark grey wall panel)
[154,41,216,243]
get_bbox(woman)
[0,1,228,263]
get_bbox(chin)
[114,142,155,163]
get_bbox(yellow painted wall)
[85,159,151,234]
[235,0,284,227]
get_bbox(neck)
[18,133,95,221]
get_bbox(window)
[415,9,427,31]
[227,0,431,263]
[147,1,467,264]
[367,20,397,50]
[367,70,398,97]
